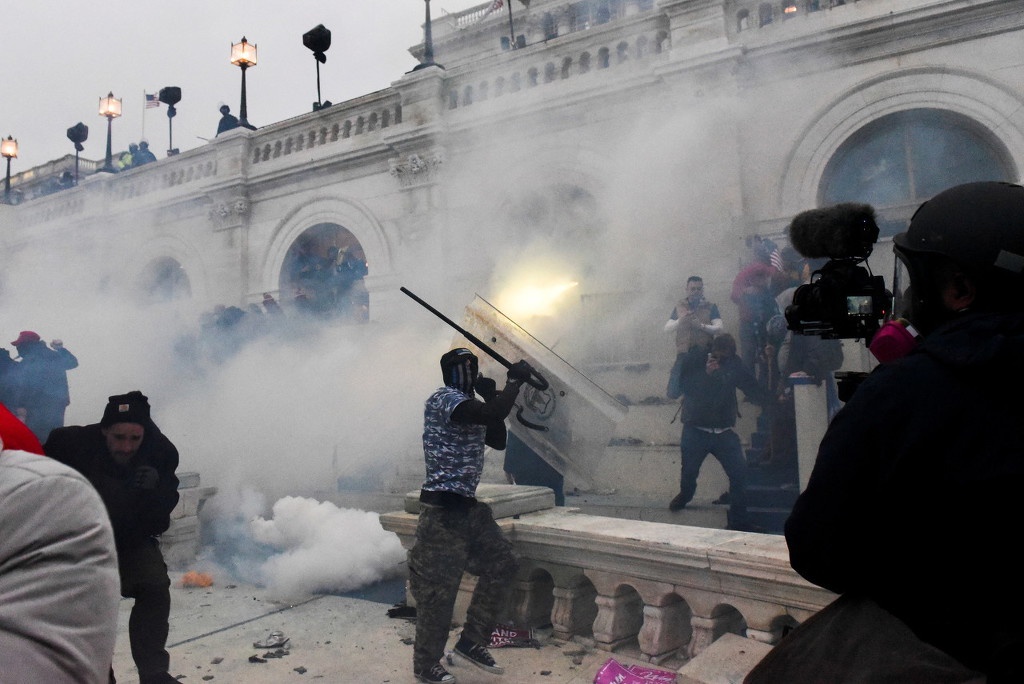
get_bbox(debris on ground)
[253,630,290,649]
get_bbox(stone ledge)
[402,483,556,518]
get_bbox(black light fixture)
[159,87,182,155]
[230,37,258,130]
[302,24,332,111]
[98,92,122,173]
[1,136,17,203]
[66,123,89,184]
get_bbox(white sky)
[2,0,488,171]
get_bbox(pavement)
[111,571,683,684]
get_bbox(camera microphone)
[788,203,880,260]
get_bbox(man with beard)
[45,391,180,684]
[664,275,723,399]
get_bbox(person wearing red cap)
[7,330,79,442]
[0,402,120,683]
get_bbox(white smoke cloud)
[248,495,407,600]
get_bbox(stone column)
[686,610,745,659]
[792,376,829,492]
[551,583,597,641]
[592,591,644,651]
[638,602,690,662]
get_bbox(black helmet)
[893,181,1024,331]
[440,347,478,393]
[894,182,1024,276]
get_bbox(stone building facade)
[1,0,1021,367]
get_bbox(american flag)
[145,93,161,109]
[770,245,784,272]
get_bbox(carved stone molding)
[389,151,445,187]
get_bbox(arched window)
[463,85,474,106]
[738,9,750,31]
[598,47,610,69]
[542,12,557,40]
[280,223,369,322]
[561,57,573,79]
[544,62,557,83]
[820,109,1014,236]
[138,257,190,303]
[616,41,629,64]
[759,3,774,26]
[528,67,539,87]
[655,31,669,53]
[636,35,649,58]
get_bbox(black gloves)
[507,360,532,383]
[474,375,498,400]
[132,466,160,490]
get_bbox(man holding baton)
[409,347,533,684]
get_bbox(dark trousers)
[118,540,171,678]
[678,425,749,525]
[408,502,518,672]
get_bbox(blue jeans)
[678,425,749,525]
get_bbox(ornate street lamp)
[230,37,258,130]
[302,24,332,111]
[1,136,17,203]
[66,123,89,184]
[98,92,122,173]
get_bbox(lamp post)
[302,24,331,111]
[159,86,182,155]
[98,92,122,173]
[66,123,89,185]
[414,0,443,70]
[230,37,257,130]
[1,136,17,203]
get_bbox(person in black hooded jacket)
[780,182,1024,682]
[45,390,180,684]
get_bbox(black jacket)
[786,311,1024,674]
[678,348,762,428]
[45,422,180,550]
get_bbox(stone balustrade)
[379,484,835,667]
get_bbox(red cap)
[11,331,41,347]
[0,403,45,455]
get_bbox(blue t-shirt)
[421,386,487,497]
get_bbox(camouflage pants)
[408,502,518,672]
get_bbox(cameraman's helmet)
[440,347,478,394]
[892,181,1024,332]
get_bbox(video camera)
[784,203,891,342]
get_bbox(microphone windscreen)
[788,203,878,259]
